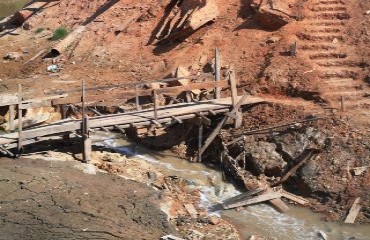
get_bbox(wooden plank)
[280,190,309,205]
[215,48,221,99]
[265,187,290,212]
[221,188,265,207]
[82,116,91,163]
[9,105,15,131]
[223,192,283,209]
[344,197,361,223]
[184,203,198,219]
[279,150,315,184]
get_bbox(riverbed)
[92,132,370,240]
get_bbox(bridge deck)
[0,96,264,148]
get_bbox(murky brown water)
[0,0,28,19]
[93,132,370,240]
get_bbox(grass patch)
[35,28,44,34]
[50,27,68,41]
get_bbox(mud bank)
[0,157,174,239]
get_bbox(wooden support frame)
[228,70,242,128]
[153,89,158,120]
[81,80,91,163]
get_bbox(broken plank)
[184,203,198,219]
[221,188,265,207]
[223,192,283,209]
[280,190,309,206]
[344,197,361,223]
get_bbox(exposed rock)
[3,52,23,61]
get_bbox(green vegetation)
[50,27,68,41]
[35,28,44,34]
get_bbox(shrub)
[50,27,68,41]
[35,28,44,33]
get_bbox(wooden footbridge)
[0,51,265,161]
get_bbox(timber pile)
[154,0,218,42]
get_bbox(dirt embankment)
[0,158,173,239]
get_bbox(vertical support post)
[153,89,158,120]
[198,122,203,162]
[81,80,91,163]
[17,84,23,156]
[290,41,297,57]
[83,116,91,163]
[60,104,70,142]
[9,105,15,131]
[341,96,345,112]
[269,0,274,10]
[229,70,242,128]
[215,48,221,99]
[135,85,140,111]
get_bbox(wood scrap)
[344,197,361,223]
[351,166,369,176]
[184,203,198,219]
[280,189,309,206]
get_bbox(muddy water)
[0,0,28,19]
[92,132,369,240]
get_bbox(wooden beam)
[52,80,229,105]
[229,70,242,128]
[215,48,221,99]
[223,192,283,209]
[9,105,15,131]
[344,197,361,223]
[153,89,158,120]
[193,94,249,162]
[82,116,91,163]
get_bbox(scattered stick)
[23,49,46,65]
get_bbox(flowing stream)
[92,132,369,240]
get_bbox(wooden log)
[344,197,361,223]
[215,48,221,99]
[223,192,283,209]
[9,105,15,131]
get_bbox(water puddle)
[92,132,369,240]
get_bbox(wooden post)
[153,89,158,120]
[341,96,345,111]
[215,48,221,99]
[269,0,274,9]
[81,80,91,163]
[83,116,91,163]
[290,41,297,57]
[17,84,23,156]
[60,104,70,142]
[135,85,140,111]
[229,70,242,128]
[198,123,203,162]
[9,105,15,131]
